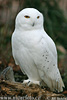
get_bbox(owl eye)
[37,16,40,19]
[24,15,30,18]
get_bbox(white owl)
[11,8,65,92]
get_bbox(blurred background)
[0,0,67,90]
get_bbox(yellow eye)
[24,15,30,18]
[37,16,40,19]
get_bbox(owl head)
[15,8,44,30]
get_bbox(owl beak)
[32,22,35,27]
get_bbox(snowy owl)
[11,8,64,92]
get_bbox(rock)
[0,66,15,82]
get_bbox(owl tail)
[49,76,65,93]
[55,76,65,93]
[42,75,65,93]
[38,69,65,92]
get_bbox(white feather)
[12,8,64,92]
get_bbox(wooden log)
[0,80,65,100]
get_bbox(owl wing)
[30,34,64,92]
[42,32,57,58]
[12,52,26,75]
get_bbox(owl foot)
[23,79,30,84]
[22,79,47,88]
[27,80,40,86]
[23,79,40,86]
[40,80,47,88]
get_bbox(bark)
[0,80,65,100]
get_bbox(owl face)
[15,8,44,30]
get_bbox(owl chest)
[15,31,42,49]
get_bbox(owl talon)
[28,80,40,86]
[23,79,30,84]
